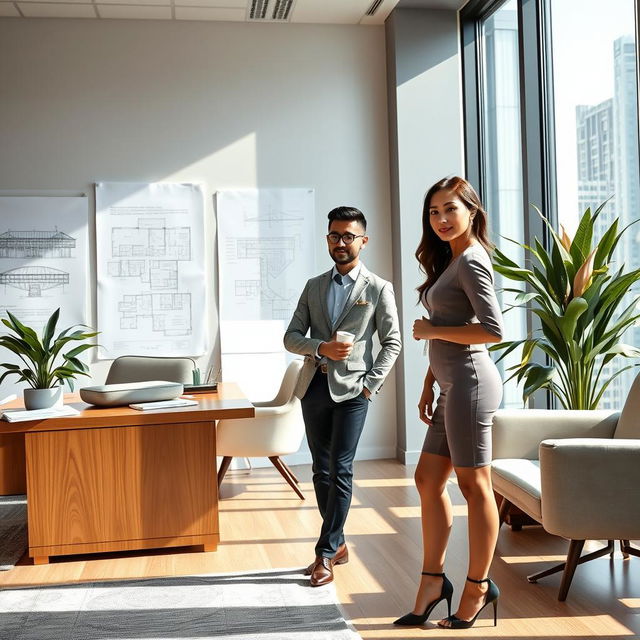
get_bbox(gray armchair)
[491,373,640,601]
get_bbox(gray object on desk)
[79,380,184,407]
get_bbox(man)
[284,206,402,587]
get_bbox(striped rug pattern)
[0,568,362,639]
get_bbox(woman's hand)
[418,384,435,426]
[413,317,436,341]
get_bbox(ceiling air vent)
[248,0,294,21]
[272,0,293,20]
[365,0,384,16]
[249,0,269,19]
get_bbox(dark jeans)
[301,370,369,558]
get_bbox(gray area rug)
[0,494,27,571]
[0,568,362,640]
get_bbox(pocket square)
[355,300,370,306]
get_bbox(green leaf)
[594,218,619,270]
[490,340,525,364]
[63,343,96,360]
[570,206,594,266]
[558,297,589,342]
[523,365,556,403]
[602,343,640,358]
[41,308,60,351]
[5,311,43,356]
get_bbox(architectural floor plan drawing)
[216,188,315,399]
[118,292,192,335]
[96,182,206,358]
[0,196,88,402]
[231,237,299,320]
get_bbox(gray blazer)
[284,264,402,402]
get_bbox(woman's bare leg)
[439,464,498,626]
[412,452,454,614]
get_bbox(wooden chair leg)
[279,459,300,484]
[498,496,512,527]
[269,456,305,499]
[558,539,585,601]
[217,456,233,489]
[620,540,640,558]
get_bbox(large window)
[462,0,640,409]
[480,0,527,408]
[549,0,640,408]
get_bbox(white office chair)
[216,359,305,499]
[106,355,196,385]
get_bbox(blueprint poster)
[216,188,315,399]
[96,182,207,359]
[0,195,88,399]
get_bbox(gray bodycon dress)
[422,244,504,468]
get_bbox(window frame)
[460,0,555,408]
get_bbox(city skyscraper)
[575,35,639,409]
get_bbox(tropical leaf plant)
[491,202,640,409]
[0,308,99,391]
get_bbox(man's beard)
[331,247,356,264]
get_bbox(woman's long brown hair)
[416,176,493,302]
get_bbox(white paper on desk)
[1,406,80,422]
[96,182,207,359]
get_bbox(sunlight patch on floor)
[355,478,415,488]
[351,614,633,636]
[499,554,567,564]
[619,598,640,608]
[389,505,467,518]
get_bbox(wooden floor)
[1,459,639,639]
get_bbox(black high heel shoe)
[438,576,499,629]
[393,571,453,626]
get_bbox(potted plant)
[0,308,98,410]
[491,202,640,409]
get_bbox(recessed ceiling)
[0,0,404,23]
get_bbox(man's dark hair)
[327,206,367,231]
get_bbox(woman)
[394,176,504,629]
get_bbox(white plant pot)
[23,387,64,410]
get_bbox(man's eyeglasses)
[326,232,365,245]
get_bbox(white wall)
[0,18,397,464]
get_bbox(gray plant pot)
[23,387,63,411]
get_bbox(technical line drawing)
[95,182,206,358]
[242,201,306,226]
[118,292,192,336]
[111,219,191,261]
[0,229,76,258]
[107,260,179,290]
[0,266,69,297]
[228,237,300,319]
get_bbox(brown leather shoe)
[304,543,349,575]
[310,557,333,587]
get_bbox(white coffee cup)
[336,331,355,344]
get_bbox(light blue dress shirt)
[315,263,361,360]
[328,264,360,325]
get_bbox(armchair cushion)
[492,459,542,521]
[492,409,619,459]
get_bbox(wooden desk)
[0,384,253,564]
